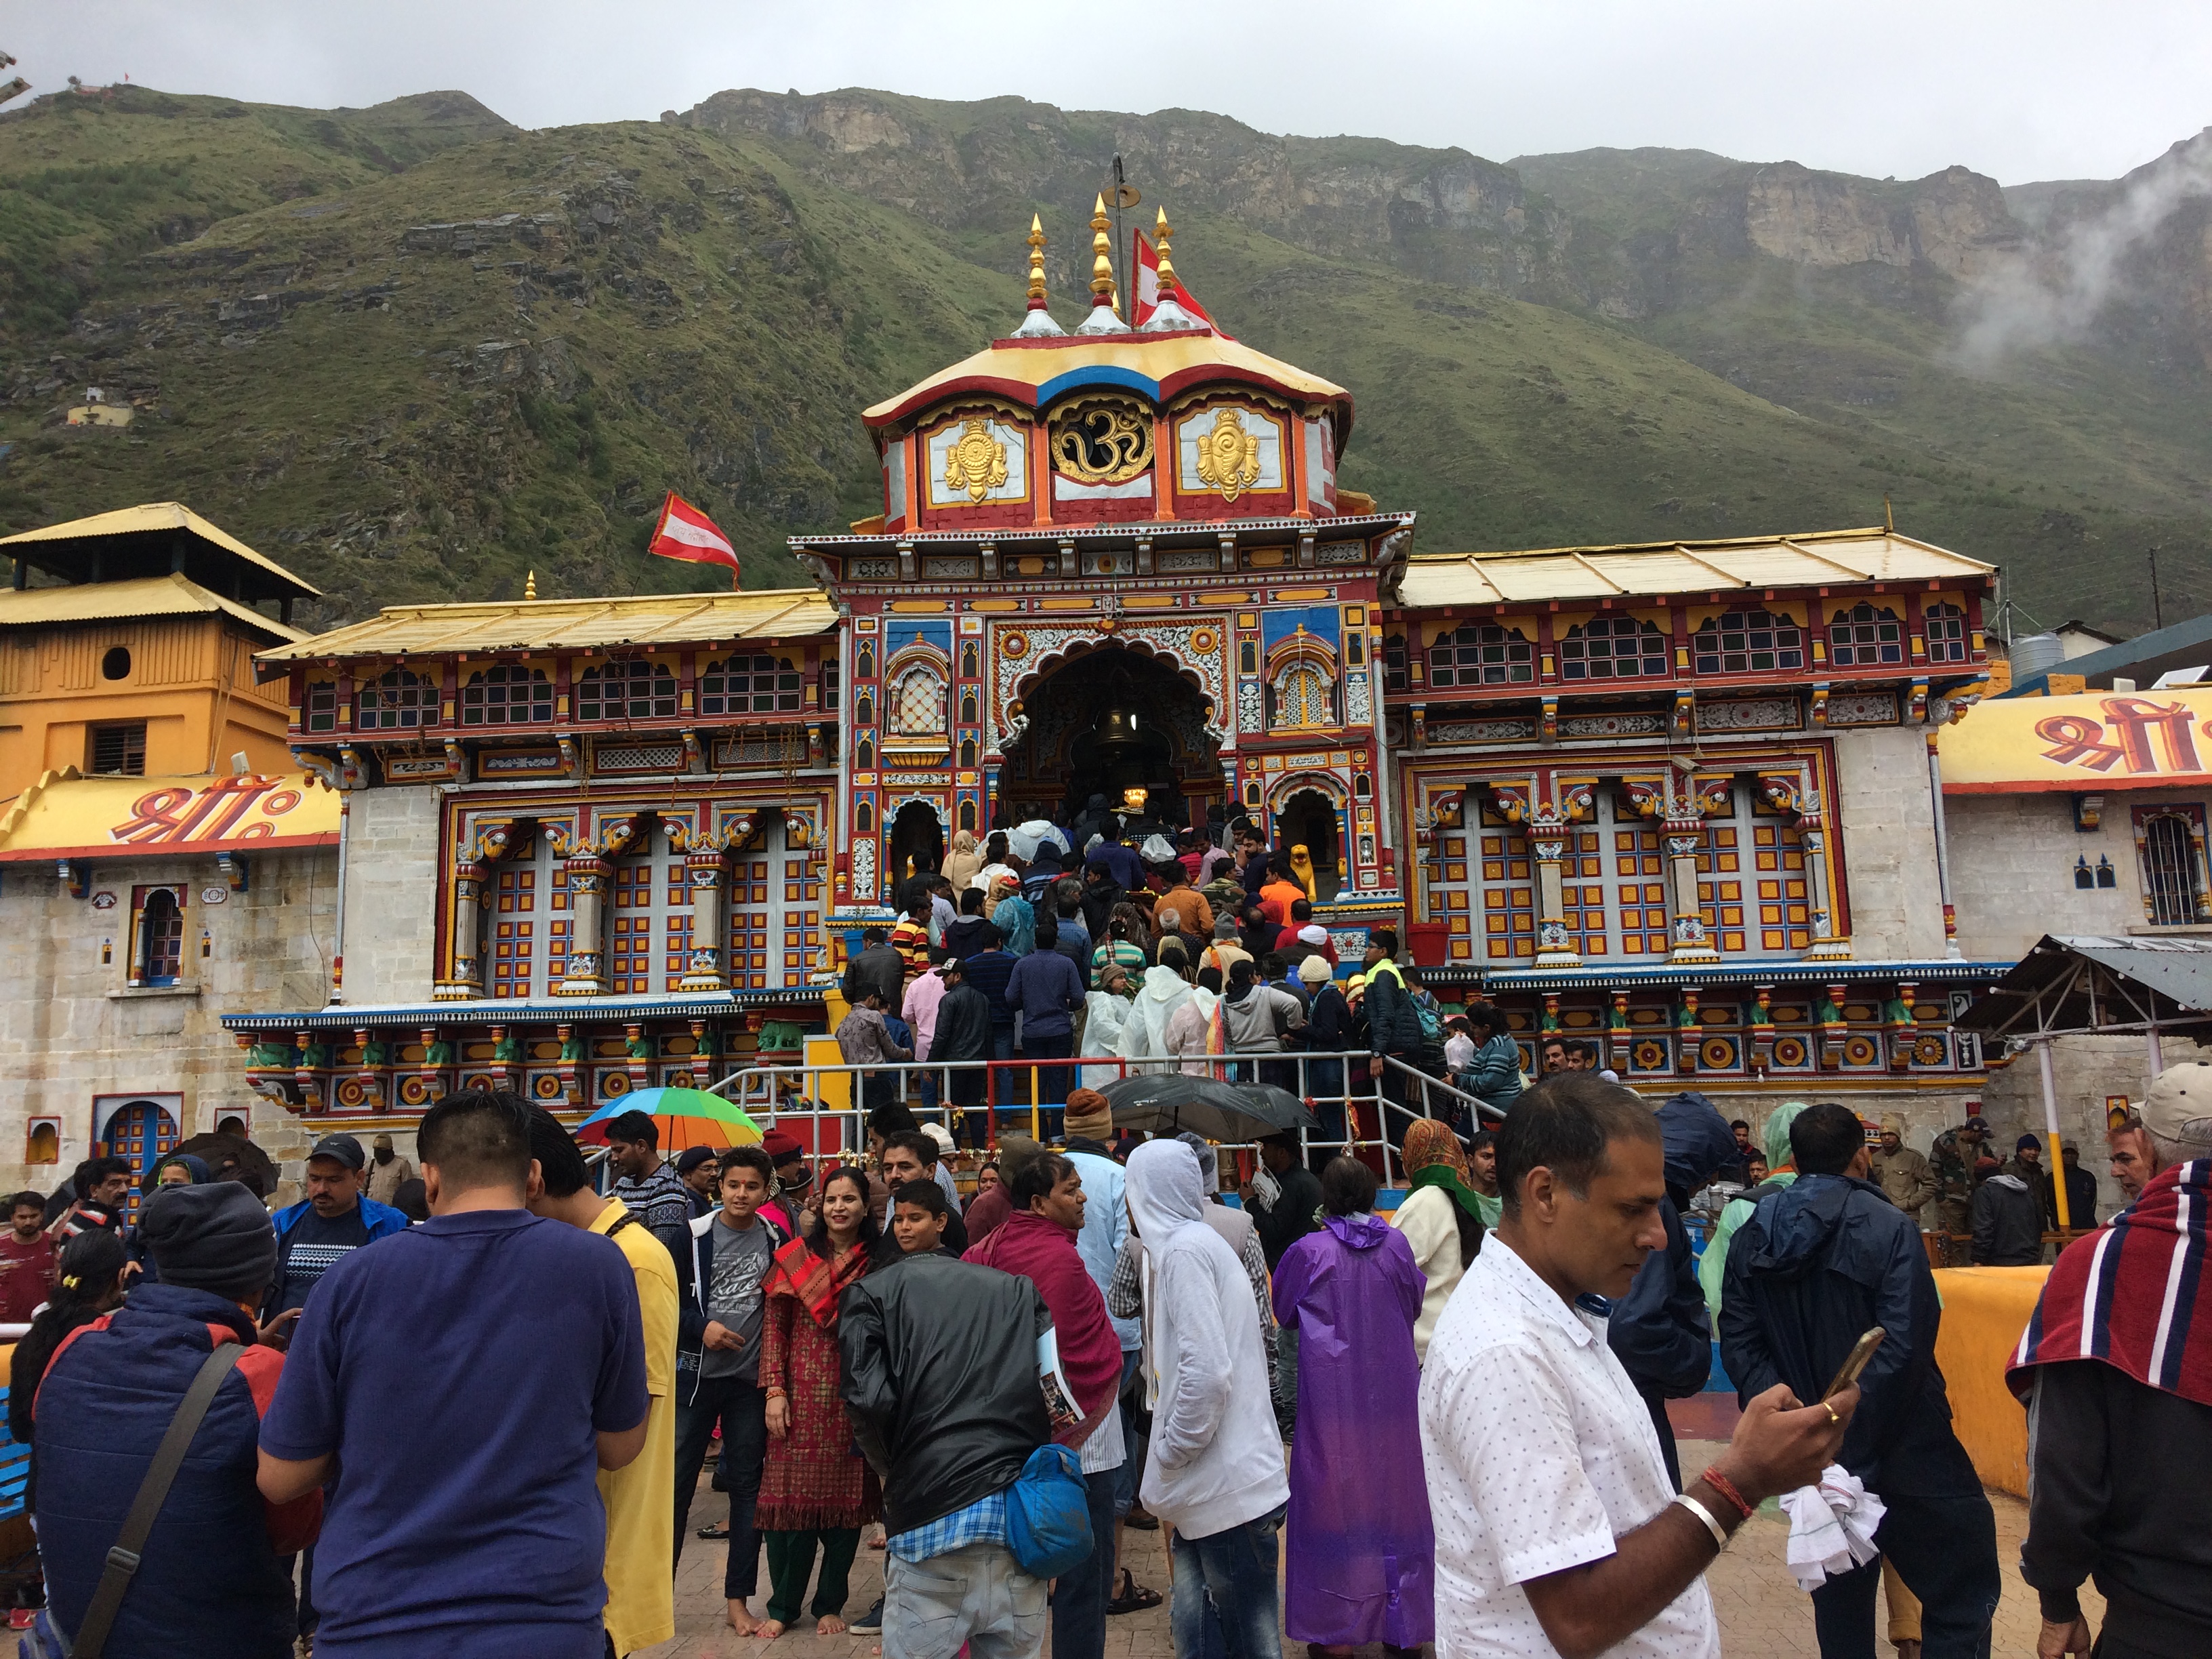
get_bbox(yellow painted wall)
[0,617,291,802]
[1931,1265,2048,1498]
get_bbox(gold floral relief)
[1049,397,1153,485]
[942,416,1010,504]
[1193,407,1263,499]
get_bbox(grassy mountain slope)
[3,83,2209,633]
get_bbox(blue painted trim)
[1035,365,1160,405]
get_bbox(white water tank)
[2009,633,2065,682]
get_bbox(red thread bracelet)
[1698,1467,1753,1521]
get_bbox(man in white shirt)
[1419,1073,1856,1659]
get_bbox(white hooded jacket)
[1120,965,1194,1072]
[1124,1140,1289,1539]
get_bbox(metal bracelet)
[1673,1492,1729,1550]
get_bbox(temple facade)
[0,205,2068,1193]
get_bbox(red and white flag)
[1131,231,1222,334]
[648,491,741,586]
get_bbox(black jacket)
[930,982,993,1064]
[1971,1174,2045,1266]
[1607,1197,1712,1398]
[944,916,994,960]
[1363,959,1426,1057]
[838,1250,1051,1535]
[1719,1172,1980,1497]
[1252,1160,1324,1270]
[843,943,905,1008]
[2022,1358,2212,1650]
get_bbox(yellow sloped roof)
[862,328,1351,430]
[255,587,840,663]
[0,769,340,861]
[1394,529,1992,608]
[0,573,309,643]
[0,501,321,598]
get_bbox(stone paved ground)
[647,1431,2102,1658]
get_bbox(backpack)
[1004,1443,1094,1580]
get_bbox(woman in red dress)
[757,1164,880,1637]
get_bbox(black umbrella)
[172,1131,277,1198]
[1099,1073,1317,1142]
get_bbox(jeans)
[883,1540,1047,1659]
[764,1527,861,1626]
[1050,1467,1121,1659]
[673,1373,768,1599]
[1809,1490,1999,1659]
[1168,1507,1284,1659]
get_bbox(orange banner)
[1941,689,2212,792]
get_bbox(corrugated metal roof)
[0,502,321,598]
[0,573,309,644]
[1952,934,2212,1037]
[1395,529,1993,609]
[256,588,840,663]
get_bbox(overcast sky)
[9,1,2209,184]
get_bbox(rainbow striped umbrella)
[575,1087,762,1150]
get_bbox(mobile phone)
[1824,1326,1885,1399]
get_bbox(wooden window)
[1428,626,1533,687]
[1828,603,1904,668]
[133,886,184,985]
[700,655,802,716]
[356,668,432,730]
[462,665,553,726]
[1693,611,1803,675]
[1925,602,1969,663]
[1382,634,1408,692]
[305,682,338,733]
[1561,617,1669,680]
[89,722,146,775]
[576,660,676,722]
[2139,808,2205,926]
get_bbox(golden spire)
[1090,192,1117,311]
[1025,213,1049,311]
[1154,204,1177,291]
[525,569,537,600]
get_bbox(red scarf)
[762,1234,868,1330]
[2009,1157,2212,1408]
[963,1209,1124,1445]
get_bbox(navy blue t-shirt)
[260,1208,648,1657]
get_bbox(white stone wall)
[1945,787,2196,964]
[1830,724,1949,960]
[1970,1032,2190,1222]
[0,846,336,1197]
[338,784,443,1006]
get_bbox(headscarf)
[1699,1102,1807,1317]
[1403,1120,1487,1223]
[944,829,983,893]
[150,1152,211,1186]
[762,1232,869,1330]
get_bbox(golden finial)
[1155,204,1176,289]
[1025,214,1048,311]
[525,569,537,600]
[1090,192,1116,310]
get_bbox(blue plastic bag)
[1004,1443,1093,1580]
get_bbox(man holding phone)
[1720,1102,1999,1658]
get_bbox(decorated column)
[434,857,489,999]
[557,858,612,996]
[679,853,731,991]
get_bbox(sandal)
[697,1521,731,1540]
[1107,1570,1163,1615]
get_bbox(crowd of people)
[836,817,1477,1149]
[7,900,2209,1659]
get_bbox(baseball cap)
[308,1133,365,1171]
[2142,1061,2212,1142]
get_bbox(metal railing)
[697,1049,1504,1188]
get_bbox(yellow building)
[0,504,316,801]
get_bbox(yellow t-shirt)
[594,1198,679,1655]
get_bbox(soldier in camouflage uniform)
[1928,1116,1990,1236]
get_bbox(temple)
[0,203,2063,1191]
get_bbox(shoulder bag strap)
[70,1340,246,1659]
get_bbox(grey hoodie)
[1124,1140,1289,1538]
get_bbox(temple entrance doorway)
[1274,787,1343,901]
[997,646,1220,836]
[887,800,945,897]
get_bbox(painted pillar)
[558,858,612,996]
[1801,813,1852,960]
[1664,814,1719,964]
[679,853,730,991]
[434,858,487,999]
[1531,814,1580,968]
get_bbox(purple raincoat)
[1271,1212,1434,1647]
